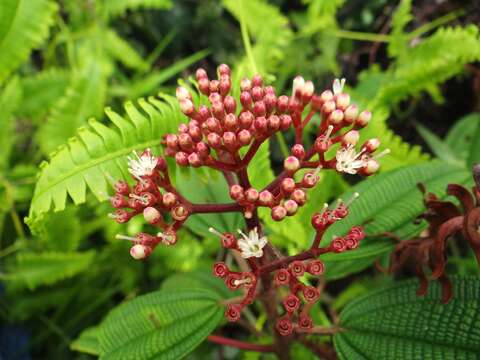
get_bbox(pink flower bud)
[342,130,359,146]
[225,303,242,322]
[240,91,253,108]
[219,77,231,96]
[274,269,290,286]
[114,181,130,195]
[251,74,263,87]
[188,126,202,142]
[271,205,287,221]
[209,79,220,93]
[276,317,293,336]
[283,294,301,313]
[238,129,252,146]
[289,260,305,277]
[175,151,189,166]
[224,113,239,131]
[162,192,177,208]
[196,68,208,80]
[297,314,313,331]
[176,86,191,101]
[206,117,221,133]
[207,132,222,149]
[178,133,194,150]
[277,95,289,112]
[111,194,127,208]
[292,144,305,159]
[188,152,202,167]
[322,100,336,115]
[178,123,189,133]
[143,207,162,224]
[110,209,131,223]
[218,63,230,76]
[211,101,224,119]
[179,99,195,117]
[130,244,151,260]
[332,237,347,253]
[197,105,209,122]
[198,78,210,95]
[280,114,292,131]
[171,204,189,221]
[223,96,236,113]
[303,286,320,303]
[291,189,306,205]
[344,105,358,123]
[336,93,350,110]
[307,260,325,275]
[356,110,372,127]
[284,156,300,173]
[254,116,268,133]
[240,77,252,91]
[245,188,259,202]
[258,190,274,207]
[268,115,280,131]
[264,93,277,111]
[301,80,314,102]
[223,131,238,150]
[364,159,379,174]
[329,109,344,124]
[281,178,296,193]
[364,138,381,152]
[239,111,254,129]
[229,184,244,201]
[292,76,305,98]
[320,90,334,102]
[165,134,179,149]
[284,199,298,215]
[251,86,264,101]
[253,101,266,117]
[209,92,221,104]
[196,142,210,159]
[213,262,229,278]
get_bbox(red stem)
[207,335,275,353]
[190,202,242,214]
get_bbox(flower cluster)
[387,165,480,303]
[108,64,386,336]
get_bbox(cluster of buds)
[387,165,480,303]
[109,149,188,259]
[109,64,385,337]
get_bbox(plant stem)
[207,335,274,352]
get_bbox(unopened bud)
[240,77,252,91]
[343,130,359,146]
[336,93,350,110]
[329,109,344,124]
[284,156,301,173]
[281,178,296,193]
[175,151,189,166]
[277,95,289,112]
[271,205,287,221]
[162,192,177,208]
[230,184,244,201]
[284,199,298,215]
[188,152,202,167]
[251,86,264,101]
[291,144,305,159]
[130,244,151,260]
[344,105,358,123]
[245,188,259,202]
[143,207,162,224]
[258,190,274,207]
[224,96,236,114]
[356,110,372,127]
[171,205,189,221]
[291,189,306,205]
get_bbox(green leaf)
[161,271,235,299]
[37,58,107,154]
[388,0,412,59]
[3,251,95,290]
[0,77,21,170]
[445,113,480,162]
[319,161,472,280]
[104,30,148,71]
[0,0,57,82]
[414,122,460,165]
[71,326,101,356]
[26,93,185,226]
[334,277,480,359]
[18,68,71,121]
[101,0,172,18]
[98,289,223,359]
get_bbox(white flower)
[127,149,157,179]
[335,145,366,174]
[237,227,268,258]
[333,78,346,95]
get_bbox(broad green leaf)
[0,0,57,82]
[0,77,21,169]
[445,113,480,161]
[3,251,95,290]
[101,0,172,18]
[161,271,235,299]
[37,58,107,154]
[415,122,460,165]
[27,93,184,226]
[98,289,223,360]
[71,326,101,356]
[334,277,480,359]
[319,161,472,280]
[18,68,71,120]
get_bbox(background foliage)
[0,0,479,358]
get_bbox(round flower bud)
[114,181,130,195]
[239,111,254,129]
[254,116,268,133]
[224,97,237,115]
[178,123,189,133]
[179,99,195,117]
[332,237,347,253]
[209,79,220,93]
[188,152,202,167]
[251,74,263,87]
[292,76,305,97]
[276,317,293,336]
[209,92,221,104]
[196,142,210,159]
[197,105,210,122]
[289,260,305,277]
[245,188,259,203]
[344,105,358,123]
[281,178,296,194]
[176,86,191,101]
[229,184,244,201]
[303,286,320,303]
[240,77,252,91]
[162,192,177,208]
[284,199,299,215]
[171,205,189,221]
[343,130,360,146]
[345,235,359,250]
[220,77,231,96]
[196,68,208,80]
[198,77,210,95]
[218,63,230,76]
[297,314,313,331]
[175,151,189,166]
[267,115,280,131]
[111,194,127,208]
[258,190,274,207]
[311,212,327,230]
[279,114,292,131]
[320,90,334,102]
[277,95,289,113]
[225,303,242,322]
[329,109,344,124]
[364,159,380,175]
[283,294,301,313]
[143,207,162,224]
[302,171,320,188]
[253,101,266,117]
[322,100,336,115]
[213,262,229,278]
[364,138,381,152]
[307,260,325,275]
[264,93,277,112]
[271,205,287,221]
[356,110,372,127]
[238,129,252,146]
[302,80,314,101]
[274,269,291,286]
[240,91,253,108]
[165,134,179,149]
[284,156,301,173]
[211,101,224,119]
[336,93,350,110]
[130,244,151,260]
[251,86,264,101]
[207,132,222,149]
[291,189,307,206]
[291,144,306,159]
[178,133,193,150]
[223,132,238,150]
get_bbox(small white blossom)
[237,227,268,258]
[333,78,346,96]
[127,149,157,179]
[335,145,366,174]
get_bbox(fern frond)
[3,251,95,290]
[18,68,71,121]
[0,77,21,170]
[37,59,107,154]
[104,30,148,71]
[100,0,172,18]
[27,94,184,225]
[0,0,57,83]
[388,0,413,59]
